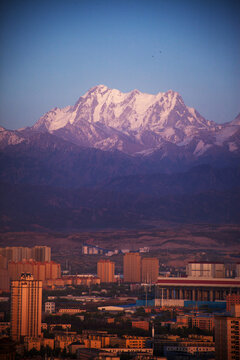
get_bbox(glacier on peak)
[25,85,239,155]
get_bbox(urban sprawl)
[0,245,239,360]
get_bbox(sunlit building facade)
[8,260,61,281]
[215,305,240,360]
[124,252,141,283]
[141,257,159,283]
[0,246,51,262]
[97,260,115,283]
[32,246,51,262]
[10,273,42,342]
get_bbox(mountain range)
[1,85,240,157]
[0,85,239,230]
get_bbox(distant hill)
[1,165,239,231]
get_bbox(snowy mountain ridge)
[34,85,215,133]
[1,85,239,156]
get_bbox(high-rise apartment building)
[0,254,7,269]
[141,257,159,283]
[0,269,9,291]
[10,273,42,342]
[0,246,51,262]
[123,252,141,283]
[8,260,61,281]
[97,260,115,283]
[215,304,240,360]
[0,247,31,262]
[33,246,51,262]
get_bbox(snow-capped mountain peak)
[24,86,240,155]
[71,85,191,132]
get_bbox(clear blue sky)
[0,0,239,129]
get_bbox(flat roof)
[157,277,240,287]
[188,261,224,264]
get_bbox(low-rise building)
[24,337,41,352]
[55,334,82,350]
[0,322,10,333]
[132,321,149,331]
[86,333,111,348]
[42,338,54,350]
[191,314,214,332]
[124,336,149,349]
[175,315,189,328]
[103,348,153,355]
[73,275,100,286]
[153,335,214,356]
[226,293,240,311]
[49,323,71,331]
[69,341,85,354]
[58,308,86,315]
[77,348,120,360]
[83,339,102,349]
[164,341,215,358]
[45,301,55,313]
[82,245,105,255]
[175,313,214,331]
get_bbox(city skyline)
[0,0,240,130]
[1,243,239,358]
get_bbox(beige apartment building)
[10,273,42,342]
[33,246,51,262]
[8,260,61,281]
[0,246,51,262]
[215,304,240,360]
[97,259,115,283]
[141,257,159,283]
[123,252,141,283]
